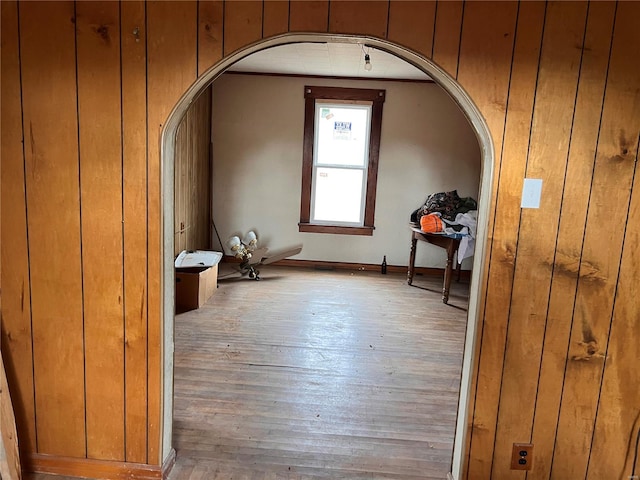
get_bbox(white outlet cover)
[521,178,543,209]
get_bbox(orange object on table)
[420,213,443,233]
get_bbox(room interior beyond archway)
[161,33,495,480]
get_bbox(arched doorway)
[161,33,494,478]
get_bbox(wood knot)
[571,341,606,361]
[205,23,211,32]
[95,24,110,42]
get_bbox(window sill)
[298,223,374,236]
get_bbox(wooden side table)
[407,226,461,304]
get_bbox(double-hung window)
[299,86,386,236]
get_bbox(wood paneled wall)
[174,87,212,257]
[1,1,638,478]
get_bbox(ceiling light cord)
[361,44,372,72]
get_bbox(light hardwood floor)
[26,266,469,480]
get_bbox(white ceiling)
[227,42,430,81]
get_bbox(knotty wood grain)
[462,3,545,478]
[223,0,262,57]
[588,94,640,479]
[431,0,463,77]
[121,0,149,464]
[492,2,589,477]
[0,0,37,455]
[197,0,224,76]
[386,0,436,58]
[76,1,126,460]
[19,1,86,457]
[289,0,328,33]
[147,0,198,464]
[329,0,388,39]
[456,2,518,478]
[263,0,289,39]
[530,3,616,479]
[552,2,640,477]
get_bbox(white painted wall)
[211,73,480,269]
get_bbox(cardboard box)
[175,250,222,312]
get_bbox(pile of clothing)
[410,190,478,263]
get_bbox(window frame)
[299,86,386,236]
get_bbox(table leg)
[408,235,417,285]
[442,241,456,304]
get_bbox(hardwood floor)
[24,266,469,480]
[169,266,469,479]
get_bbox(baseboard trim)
[26,449,176,480]
[222,255,471,280]
[161,448,176,479]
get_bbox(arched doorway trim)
[161,33,494,478]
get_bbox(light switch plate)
[521,178,543,209]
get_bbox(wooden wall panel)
[289,0,328,32]
[194,88,212,252]
[147,1,198,463]
[387,0,436,59]
[329,0,389,39]
[457,3,518,478]
[19,1,86,457]
[552,2,640,477]
[223,0,263,56]
[431,0,463,77]
[462,2,545,478]
[588,103,640,480]
[530,3,616,479]
[0,0,37,454]
[121,0,149,464]
[175,120,189,256]
[174,88,212,257]
[198,0,224,76]
[491,2,588,477]
[2,1,640,477]
[76,2,125,460]
[263,0,290,38]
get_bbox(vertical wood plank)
[121,0,149,464]
[387,0,436,59]
[457,2,518,478]
[289,0,328,32]
[198,88,212,250]
[462,3,545,478]
[147,0,198,464]
[174,89,212,256]
[529,3,616,479]
[76,1,125,461]
[175,119,188,256]
[328,0,389,39]
[491,2,589,477]
[198,0,224,76]
[432,0,463,77]
[552,2,640,477]
[263,0,289,38]
[19,0,86,457]
[0,0,37,455]
[223,0,263,56]
[588,128,640,478]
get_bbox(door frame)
[160,33,494,479]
